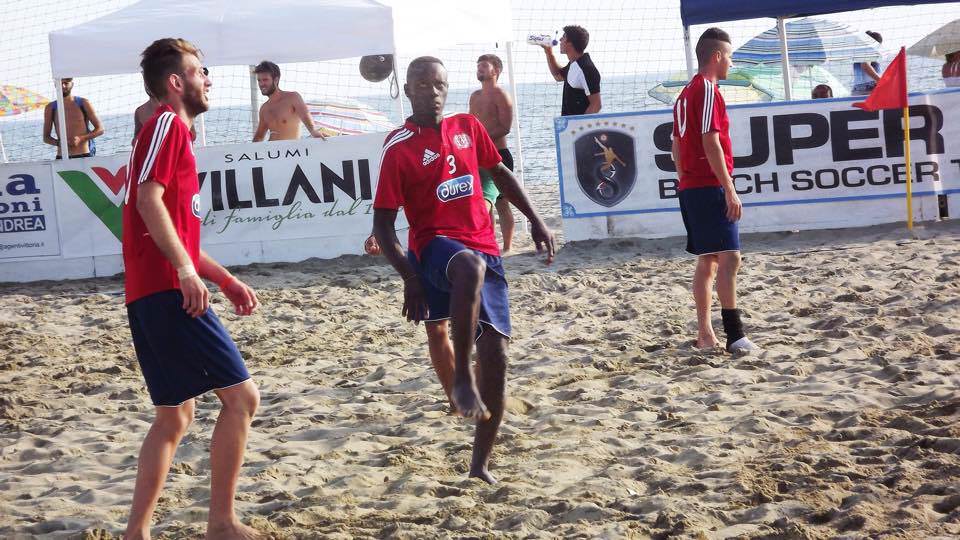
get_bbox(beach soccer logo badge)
[573,130,636,207]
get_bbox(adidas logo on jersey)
[422,148,440,166]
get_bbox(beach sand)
[1,211,959,539]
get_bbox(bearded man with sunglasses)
[122,38,262,540]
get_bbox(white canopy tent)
[46,0,518,166]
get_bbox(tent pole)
[683,26,695,79]
[395,66,405,120]
[54,78,70,160]
[249,66,259,135]
[0,132,7,163]
[506,40,527,232]
[391,32,405,120]
[197,115,208,146]
[777,17,793,101]
[505,41,525,189]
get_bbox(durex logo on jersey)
[436,174,474,202]
[191,193,202,218]
[453,133,472,150]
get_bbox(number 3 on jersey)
[446,155,456,175]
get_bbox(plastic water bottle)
[527,33,558,47]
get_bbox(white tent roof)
[48,0,513,78]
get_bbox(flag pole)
[903,106,913,230]
[901,47,912,230]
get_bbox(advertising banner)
[0,162,61,258]
[194,135,385,244]
[0,132,398,281]
[557,89,960,241]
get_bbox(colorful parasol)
[0,85,50,117]
[0,85,50,162]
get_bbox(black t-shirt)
[560,53,601,116]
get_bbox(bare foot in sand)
[452,381,490,421]
[469,466,497,485]
[207,520,262,540]
[696,331,719,349]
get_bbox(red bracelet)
[218,276,236,290]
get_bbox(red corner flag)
[853,47,907,111]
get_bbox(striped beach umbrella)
[306,98,395,137]
[733,18,881,66]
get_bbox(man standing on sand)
[42,78,104,159]
[252,61,325,142]
[470,53,518,252]
[542,25,601,116]
[671,28,757,354]
[122,38,262,540]
[373,56,555,484]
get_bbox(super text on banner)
[557,89,960,241]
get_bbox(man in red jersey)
[671,28,757,354]
[372,56,555,484]
[121,38,261,540]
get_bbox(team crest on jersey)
[573,130,637,207]
[422,148,440,166]
[436,174,474,202]
[191,193,202,218]
[453,133,472,149]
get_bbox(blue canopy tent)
[679,0,955,99]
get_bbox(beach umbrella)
[647,65,847,106]
[0,84,50,162]
[907,19,960,59]
[737,65,849,99]
[733,18,881,66]
[648,74,773,105]
[306,98,395,137]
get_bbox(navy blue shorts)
[127,290,250,407]
[679,186,741,256]
[408,236,511,339]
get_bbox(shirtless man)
[133,94,161,145]
[42,78,104,159]
[134,73,202,144]
[469,54,517,252]
[251,61,325,142]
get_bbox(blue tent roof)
[681,0,954,27]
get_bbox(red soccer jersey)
[374,113,502,258]
[122,104,201,304]
[672,74,733,190]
